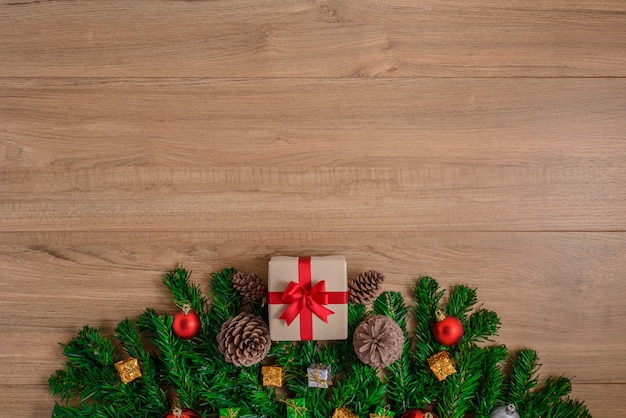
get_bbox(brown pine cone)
[353,315,403,368]
[232,271,267,301]
[348,270,385,304]
[217,312,271,367]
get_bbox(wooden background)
[1,1,625,416]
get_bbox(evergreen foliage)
[49,267,591,417]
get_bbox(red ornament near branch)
[432,309,464,346]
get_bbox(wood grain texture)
[1,0,624,416]
[1,0,625,77]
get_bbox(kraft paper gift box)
[268,256,348,341]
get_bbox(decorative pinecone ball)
[217,312,271,367]
[353,315,403,367]
[232,271,267,301]
[348,270,385,304]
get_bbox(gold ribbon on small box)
[307,364,331,388]
[428,351,457,381]
[114,357,142,384]
[262,365,285,387]
[281,398,308,418]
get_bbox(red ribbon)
[268,257,347,340]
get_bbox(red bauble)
[432,310,464,346]
[172,307,201,339]
[164,407,201,418]
[401,409,437,418]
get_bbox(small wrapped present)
[268,256,348,341]
[428,351,457,381]
[307,363,332,388]
[370,405,395,417]
[262,365,285,387]
[114,357,142,384]
[283,398,308,418]
[333,406,358,418]
[219,408,240,418]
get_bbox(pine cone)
[232,271,267,301]
[217,312,271,367]
[348,270,385,304]
[353,315,403,368]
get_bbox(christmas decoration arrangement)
[49,255,591,417]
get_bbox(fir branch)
[48,326,118,405]
[412,277,444,362]
[206,268,242,335]
[464,308,501,343]
[137,308,202,409]
[544,398,592,418]
[52,402,136,418]
[114,319,166,412]
[472,345,508,416]
[332,363,386,416]
[163,266,207,315]
[371,291,422,412]
[437,346,485,418]
[372,291,408,329]
[445,284,478,320]
[506,349,540,405]
[522,376,583,418]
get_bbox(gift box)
[262,365,285,387]
[114,357,142,384]
[284,398,308,418]
[307,363,332,388]
[268,256,348,341]
[428,351,457,381]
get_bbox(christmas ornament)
[172,304,201,339]
[232,271,267,301]
[432,310,464,346]
[307,363,332,388]
[333,406,358,418]
[348,269,385,303]
[262,365,285,387]
[428,351,456,381]
[165,407,201,418]
[114,357,142,384]
[353,315,403,367]
[370,405,395,417]
[400,410,436,418]
[217,312,271,367]
[490,404,520,418]
[268,255,348,341]
[283,398,307,418]
[219,407,240,418]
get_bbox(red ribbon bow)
[279,280,335,325]
[269,257,347,340]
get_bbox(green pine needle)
[162,266,207,315]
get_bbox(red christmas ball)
[432,310,464,346]
[401,409,437,418]
[172,307,201,339]
[164,407,201,418]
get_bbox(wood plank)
[1,231,624,384]
[1,0,624,77]
[2,78,623,169]
[1,165,624,232]
[1,78,624,232]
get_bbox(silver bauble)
[490,404,520,418]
